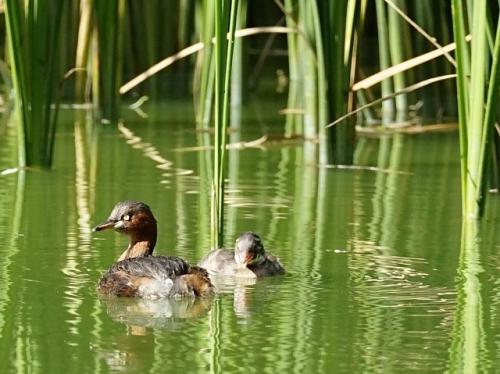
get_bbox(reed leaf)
[353,36,470,91]
[452,0,470,216]
[452,0,499,218]
[4,0,64,168]
[476,15,500,214]
[317,0,357,164]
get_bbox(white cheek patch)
[234,251,245,265]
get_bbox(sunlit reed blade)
[75,0,93,103]
[387,0,408,114]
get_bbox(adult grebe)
[93,201,213,299]
[198,232,285,278]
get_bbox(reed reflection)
[0,170,25,368]
[349,134,460,372]
[0,117,23,344]
[62,117,94,336]
[209,276,257,319]
[3,104,497,373]
[447,220,488,373]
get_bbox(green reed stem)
[94,0,125,122]
[75,0,93,103]
[375,0,395,121]
[283,0,300,135]
[4,0,64,168]
[4,0,27,167]
[476,14,500,215]
[194,0,215,127]
[295,0,316,139]
[230,0,247,111]
[452,0,498,218]
[387,0,407,114]
[452,0,470,217]
[465,0,487,218]
[318,0,356,164]
[212,0,239,248]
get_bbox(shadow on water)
[0,103,499,373]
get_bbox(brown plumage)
[93,201,213,299]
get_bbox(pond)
[0,99,499,373]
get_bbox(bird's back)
[249,253,285,277]
[198,249,238,276]
[98,256,191,298]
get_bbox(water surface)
[0,102,498,373]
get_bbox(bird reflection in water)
[94,296,213,372]
[209,273,257,319]
[100,295,213,333]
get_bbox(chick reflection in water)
[100,295,213,332]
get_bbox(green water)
[0,102,499,373]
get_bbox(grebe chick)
[198,232,284,278]
[93,201,213,299]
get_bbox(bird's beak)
[235,250,253,266]
[92,220,116,232]
[244,253,254,265]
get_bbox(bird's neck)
[118,230,157,261]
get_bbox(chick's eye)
[122,214,131,221]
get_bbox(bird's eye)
[122,214,131,221]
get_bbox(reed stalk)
[387,0,408,115]
[212,0,239,248]
[283,0,301,135]
[476,13,500,213]
[309,0,328,161]
[375,0,395,121]
[465,0,488,217]
[4,0,64,168]
[230,0,247,113]
[318,0,357,164]
[298,0,320,140]
[75,0,93,103]
[126,0,158,96]
[194,0,216,128]
[93,0,125,122]
[452,0,500,218]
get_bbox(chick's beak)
[244,253,254,265]
[235,249,253,267]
